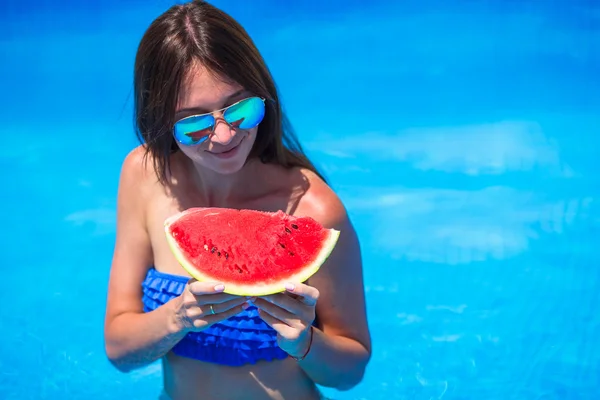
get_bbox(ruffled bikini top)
[141,267,289,367]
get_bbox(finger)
[188,280,226,295]
[253,298,301,327]
[283,282,319,306]
[258,309,296,337]
[211,297,249,314]
[194,292,248,305]
[285,293,302,300]
[201,303,249,326]
[258,293,304,315]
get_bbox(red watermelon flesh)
[164,208,340,296]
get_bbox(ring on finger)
[209,304,216,315]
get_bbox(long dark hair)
[133,0,325,184]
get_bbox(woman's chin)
[204,161,247,175]
[196,147,253,175]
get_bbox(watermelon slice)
[164,208,340,296]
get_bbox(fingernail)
[285,283,295,291]
[214,284,225,292]
[242,302,250,309]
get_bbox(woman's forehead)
[177,64,244,110]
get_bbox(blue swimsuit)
[141,267,289,367]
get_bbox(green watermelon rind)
[164,209,341,296]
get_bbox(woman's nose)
[211,116,235,146]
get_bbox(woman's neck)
[188,157,265,207]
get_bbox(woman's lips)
[208,137,243,159]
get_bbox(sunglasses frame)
[172,96,267,146]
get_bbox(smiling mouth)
[211,143,238,155]
[208,136,244,155]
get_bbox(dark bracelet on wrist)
[289,326,314,361]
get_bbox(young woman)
[103,1,371,399]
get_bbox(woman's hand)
[254,282,319,358]
[172,279,250,333]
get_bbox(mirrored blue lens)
[173,114,214,146]
[224,97,265,129]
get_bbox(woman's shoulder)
[291,167,349,230]
[117,145,161,201]
[120,145,156,179]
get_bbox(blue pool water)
[2,0,599,399]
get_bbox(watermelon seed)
[288,251,295,256]
[291,224,298,229]
[211,247,217,253]
[203,244,209,251]
[279,242,286,248]
[285,227,291,233]
[224,251,229,259]
[217,251,221,257]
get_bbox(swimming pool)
[2,0,599,398]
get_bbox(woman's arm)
[297,212,371,390]
[103,148,187,372]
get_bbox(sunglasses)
[172,96,266,146]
